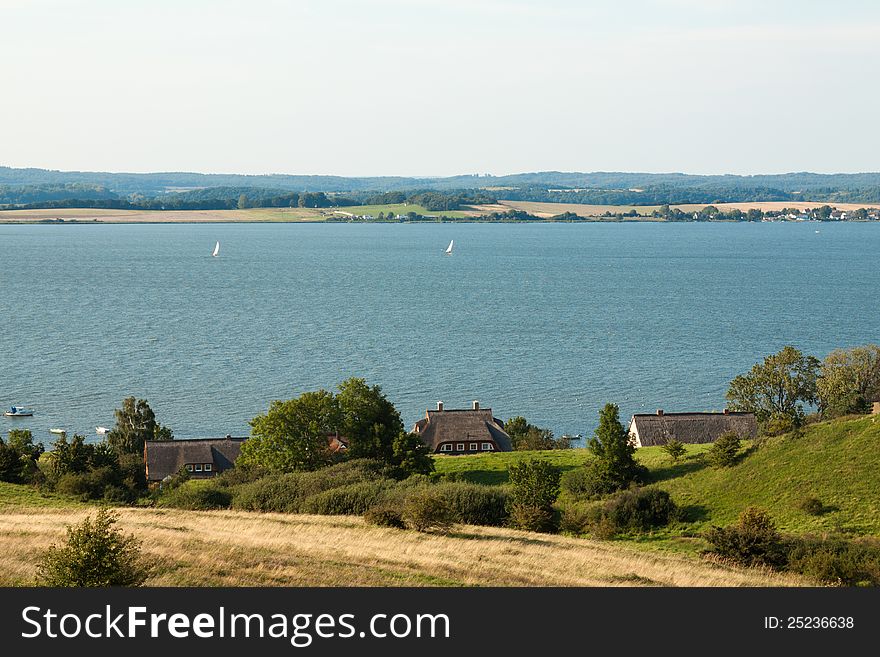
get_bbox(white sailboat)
[212,241,220,257]
[444,239,454,255]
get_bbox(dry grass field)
[0,506,804,587]
[497,199,880,218]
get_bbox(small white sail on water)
[212,241,220,257]
[445,239,454,255]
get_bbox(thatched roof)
[144,437,247,481]
[413,407,513,452]
[628,411,757,447]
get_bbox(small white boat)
[212,241,220,257]
[4,406,34,417]
[444,239,454,255]
[49,428,66,435]
[96,426,109,435]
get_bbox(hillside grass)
[0,506,803,587]
[0,481,83,509]
[326,203,472,219]
[434,416,880,542]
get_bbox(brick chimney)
[437,401,444,412]
[656,409,664,416]
[472,400,480,410]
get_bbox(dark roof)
[628,412,757,447]
[413,408,513,451]
[144,437,247,481]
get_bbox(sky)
[1,0,879,177]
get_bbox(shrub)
[508,458,561,533]
[762,412,802,437]
[300,480,393,515]
[36,509,148,587]
[602,487,678,532]
[508,459,561,508]
[661,439,686,462]
[786,536,880,586]
[708,432,741,468]
[364,504,406,529]
[705,507,786,568]
[431,482,509,526]
[797,495,825,516]
[402,490,455,533]
[509,504,558,533]
[158,482,232,510]
[297,459,388,499]
[560,467,594,498]
[55,467,123,501]
[231,472,305,513]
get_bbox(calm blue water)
[1,221,878,443]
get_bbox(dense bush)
[0,430,44,484]
[230,459,387,513]
[55,467,126,502]
[402,490,455,533]
[601,487,679,532]
[786,536,880,586]
[430,482,509,526]
[705,507,787,568]
[157,482,232,510]
[364,504,406,529]
[708,432,742,468]
[36,509,148,587]
[509,504,559,534]
[560,467,594,498]
[508,458,561,533]
[300,480,393,515]
[231,472,305,513]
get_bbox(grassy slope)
[0,507,802,587]
[434,416,880,538]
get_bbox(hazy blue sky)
[2,0,878,176]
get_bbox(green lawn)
[0,481,82,509]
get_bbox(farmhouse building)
[144,436,247,482]
[412,401,513,454]
[627,409,757,448]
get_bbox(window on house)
[456,443,465,451]
[440,444,452,452]
[186,464,193,472]
[469,442,478,451]
[482,443,494,451]
[195,464,203,472]
[204,463,213,472]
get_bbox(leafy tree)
[0,430,43,483]
[708,431,741,467]
[726,346,820,430]
[239,389,341,472]
[106,397,172,456]
[237,193,248,209]
[505,416,569,450]
[817,344,880,417]
[36,509,149,587]
[390,431,434,477]
[582,403,647,495]
[507,458,561,532]
[336,378,403,462]
[661,439,686,462]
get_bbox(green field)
[434,416,880,541]
[326,203,473,219]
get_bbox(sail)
[212,241,220,257]
[445,239,454,254]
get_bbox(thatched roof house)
[628,409,757,448]
[144,437,247,482]
[413,401,513,454]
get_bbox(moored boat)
[4,406,34,417]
